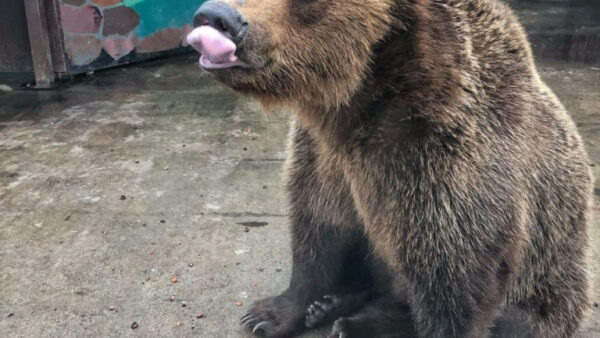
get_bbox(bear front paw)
[240,295,305,337]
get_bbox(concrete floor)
[0,55,598,337]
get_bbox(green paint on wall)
[123,0,207,38]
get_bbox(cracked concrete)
[0,55,598,337]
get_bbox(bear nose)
[193,1,248,44]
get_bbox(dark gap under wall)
[0,0,35,84]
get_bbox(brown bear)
[186,0,593,337]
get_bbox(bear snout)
[188,1,251,70]
[193,0,248,44]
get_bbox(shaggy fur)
[194,0,593,337]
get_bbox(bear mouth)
[198,54,246,70]
[187,26,248,70]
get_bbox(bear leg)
[327,296,415,338]
[241,222,365,337]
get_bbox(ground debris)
[0,84,13,92]
[237,221,268,228]
[131,322,139,329]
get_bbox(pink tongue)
[186,26,238,63]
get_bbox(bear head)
[187,0,399,111]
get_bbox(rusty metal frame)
[46,0,67,76]
[24,0,65,88]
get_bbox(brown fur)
[194,0,593,337]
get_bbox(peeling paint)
[59,0,207,69]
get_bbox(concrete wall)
[505,0,600,66]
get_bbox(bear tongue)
[186,26,238,64]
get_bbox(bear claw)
[328,318,350,338]
[252,321,269,334]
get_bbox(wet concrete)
[0,54,598,337]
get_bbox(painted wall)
[60,0,205,72]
